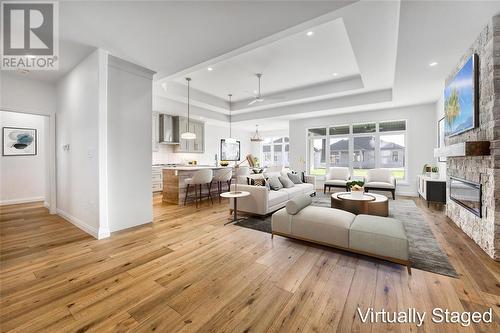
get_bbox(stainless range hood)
[159,114,180,144]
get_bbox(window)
[353,123,376,134]
[380,134,406,179]
[307,120,407,181]
[308,128,327,176]
[329,137,349,167]
[352,135,376,177]
[261,136,289,167]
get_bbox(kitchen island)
[161,166,233,205]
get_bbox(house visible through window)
[261,136,289,167]
[307,120,407,180]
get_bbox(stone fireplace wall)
[445,16,500,260]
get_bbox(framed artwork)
[220,139,240,161]
[2,127,37,156]
[437,117,446,162]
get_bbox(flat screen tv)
[220,139,240,161]
[444,54,478,137]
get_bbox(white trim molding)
[56,208,109,239]
[0,197,45,206]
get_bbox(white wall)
[56,50,102,237]
[153,119,253,165]
[0,111,46,205]
[107,56,155,232]
[289,103,437,196]
[1,72,56,114]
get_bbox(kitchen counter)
[161,166,234,205]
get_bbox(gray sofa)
[271,195,410,273]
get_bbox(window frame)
[260,136,289,167]
[306,120,408,183]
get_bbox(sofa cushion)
[287,173,303,184]
[285,194,312,215]
[268,176,283,191]
[279,186,303,199]
[268,190,288,207]
[327,167,350,180]
[325,179,348,186]
[289,206,355,248]
[366,169,392,183]
[279,175,295,188]
[294,183,314,194]
[365,181,395,189]
[349,214,408,261]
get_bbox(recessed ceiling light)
[332,73,338,77]
[429,62,438,67]
[306,31,314,36]
[207,67,213,71]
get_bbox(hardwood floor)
[1,194,499,332]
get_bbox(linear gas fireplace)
[449,177,482,218]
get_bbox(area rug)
[235,193,458,278]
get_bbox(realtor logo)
[1,1,59,70]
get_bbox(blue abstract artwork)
[444,55,477,137]
[2,127,37,156]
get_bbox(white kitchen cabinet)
[176,117,204,153]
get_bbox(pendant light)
[250,125,263,142]
[181,77,196,140]
[225,94,237,143]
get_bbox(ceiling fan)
[246,73,286,106]
[247,73,264,105]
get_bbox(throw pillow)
[279,175,295,188]
[287,172,303,184]
[247,177,270,191]
[268,176,283,191]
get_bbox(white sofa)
[364,169,396,199]
[324,167,350,193]
[229,173,316,215]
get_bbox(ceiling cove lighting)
[225,94,237,144]
[180,77,196,140]
[306,31,314,36]
[429,62,438,67]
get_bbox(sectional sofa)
[229,170,316,215]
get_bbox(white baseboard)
[97,227,110,239]
[0,197,44,206]
[43,201,49,208]
[56,209,101,239]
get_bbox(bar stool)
[213,168,233,202]
[184,169,213,207]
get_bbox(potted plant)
[423,164,432,177]
[431,166,439,179]
[347,180,365,199]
